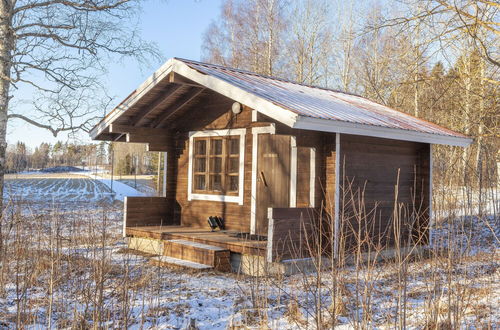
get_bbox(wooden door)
[255,134,291,236]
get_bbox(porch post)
[334,133,341,258]
[162,152,167,197]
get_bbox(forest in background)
[5,141,106,173]
[4,141,157,176]
[202,0,499,190]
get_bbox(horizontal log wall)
[267,207,316,262]
[339,134,430,251]
[124,197,177,228]
[172,98,254,232]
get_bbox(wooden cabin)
[90,58,471,274]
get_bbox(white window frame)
[187,128,246,205]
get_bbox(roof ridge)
[173,57,363,98]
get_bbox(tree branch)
[7,113,99,137]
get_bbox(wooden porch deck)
[126,226,267,257]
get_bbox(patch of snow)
[77,172,145,201]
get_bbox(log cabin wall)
[339,134,430,250]
[171,103,254,232]
[166,99,429,246]
[255,112,335,216]
[170,103,336,233]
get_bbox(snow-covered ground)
[4,171,147,207]
[0,174,498,329]
[81,174,145,201]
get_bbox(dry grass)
[0,169,497,328]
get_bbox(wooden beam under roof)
[113,133,127,142]
[146,143,169,152]
[168,72,203,87]
[151,87,205,128]
[130,84,183,127]
[126,133,170,144]
[109,124,169,137]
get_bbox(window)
[188,128,245,204]
[192,136,240,194]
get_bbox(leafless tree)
[0,0,160,209]
[379,0,499,73]
[285,0,334,85]
[202,0,287,76]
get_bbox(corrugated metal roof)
[177,58,466,139]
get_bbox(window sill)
[189,193,243,205]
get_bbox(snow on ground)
[80,172,152,201]
[84,176,145,201]
[0,175,498,329]
[4,171,146,209]
[118,179,157,196]
[4,176,114,205]
[1,215,496,329]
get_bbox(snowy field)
[0,172,498,328]
[3,172,156,210]
[4,175,114,206]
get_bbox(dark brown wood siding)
[171,105,253,232]
[255,134,291,235]
[339,134,430,250]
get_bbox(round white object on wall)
[231,102,242,114]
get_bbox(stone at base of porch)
[343,245,427,265]
[128,236,164,255]
[126,236,326,275]
[232,254,330,276]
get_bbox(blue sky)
[8,0,223,149]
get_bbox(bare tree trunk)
[0,0,14,219]
[266,0,276,76]
[477,58,485,215]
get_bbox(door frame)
[250,124,298,234]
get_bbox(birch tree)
[381,0,499,74]
[0,0,159,209]
[202,0,287,76]
[286,0,334,85]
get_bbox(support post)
[157,152,161,196]
[162,152,167,197]
[334,133,340,258]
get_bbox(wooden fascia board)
[126,134,169,144]
[89,59,176,139]
[172,61,299,128]
[146,144,169,152]
[90,58,298,139]
[293,116,473,147]
[168,72,203,87]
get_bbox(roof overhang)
[293,117,473,147]
[90,58,472,147]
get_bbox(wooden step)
[163,239,231,272]
[150,256,212,270]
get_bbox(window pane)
[228,157,239,173]
[194,175,206,190]
[195,157,206,172]
[229,175,238,191]
[210,139,223,155]
[229,138,239,155]
[210,157,222,173]
[210,175,222,191]
[195,140,206,155]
